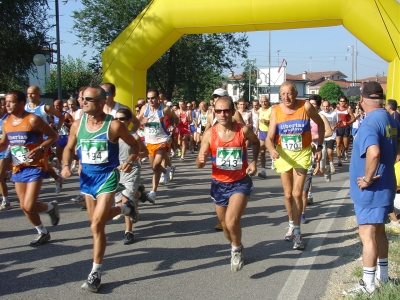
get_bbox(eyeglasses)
[105,91,111,96]
[115,117,127,121]
[82,97,100,102]
[147,96,156,100]
[214,109,232,114]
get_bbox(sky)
[49,0,389,81]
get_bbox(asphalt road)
[0,153,355,299]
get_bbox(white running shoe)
[159,173,165,185]
[147,191,156,204]
[329,162,335,173]
[343,279,375,296]
[231,247,244,272]
[271,161,276,170]
[112,214,124,221]
[164,166,171,185]
[170,166,175,181]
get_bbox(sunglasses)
[214,109,232,114]
[115,117,127,121]
[105,91,111,96]
[147,96,156,100]
[82,97,100,102]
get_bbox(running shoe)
[194,144,199,151]
[344,152,348,161]
[122,232,135,245]
[284,226,295,241]
[159,173,165,185]
[81,271,101,293]
[170,166,175,181]
[47,200,60,226]
[177,149,182,157]
[146,191,156,204]
[343,279,375,296]
[338,159,343,167]
[29,232,51,246]
[330,162,336,173]
[190,149,194,154]
[301,213,307,224]
[214,222,223,231]
[164,166,171,185]
[71,193,85,204]
[112,214,124,221]
[231,247,244,272]
[307,192,313,205]
[55,176,63,194]
[324,173,331,182]
[258,170,267,179]
[293,234,305,250]
[271,161,275,170]
[179,157,185,162]
[0,201,11,211]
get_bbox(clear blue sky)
[50,1,389,81]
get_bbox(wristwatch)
[126,160,134,166]
[317,145,323,149]
[39,145,45,152]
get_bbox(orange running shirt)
[4,113,46,174]
[210,123,248,183]
[274,100,312,151]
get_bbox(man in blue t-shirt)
[346,82,400,295]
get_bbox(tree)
[72,0,248,101]
[45,56,102,95]
[318,81,345,102]
[0,0,52,92]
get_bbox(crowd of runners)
[0,81,398,296]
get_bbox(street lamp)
[55,0,62,100]
[33,54,47,88]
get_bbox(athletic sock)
[231,244,243,252]
[35,223,48,234]
[289,220,294,228]
[45,202,54,212]
[363,266,376,290]
[2,196,8,203]
[377,258,389,282]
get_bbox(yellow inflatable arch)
[102,0,399,107]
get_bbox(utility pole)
[55,0,62,100]
[347,45,355,86]
[268,31,271,101]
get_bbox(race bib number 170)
[281,134,302,151]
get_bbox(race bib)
[81,139,109,164]
[216,147,243,170]
[144,122,160,139]
[281,134,302,151]
[11,145,33,166]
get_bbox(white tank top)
[143,104,169,144]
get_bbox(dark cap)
[361,82,383,99]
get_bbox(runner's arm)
[196,128,211,168]
[0,121,10,152]
[46,104,64,131]
[233,110,245,125]
[28,114,59,158]
[266,108,279,159]
[61,120,79,178]
[243,125,260,175]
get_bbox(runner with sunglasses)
[197,95,259,272]
[61,86,140,293]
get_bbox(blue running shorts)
[211,175,253,207]
[354,204,393,225]
[80,168,120,200]
[12,167,48,183]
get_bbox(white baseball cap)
[212,88,229,97]
[166,101,173,107]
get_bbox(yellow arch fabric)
[103,0,400,108]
